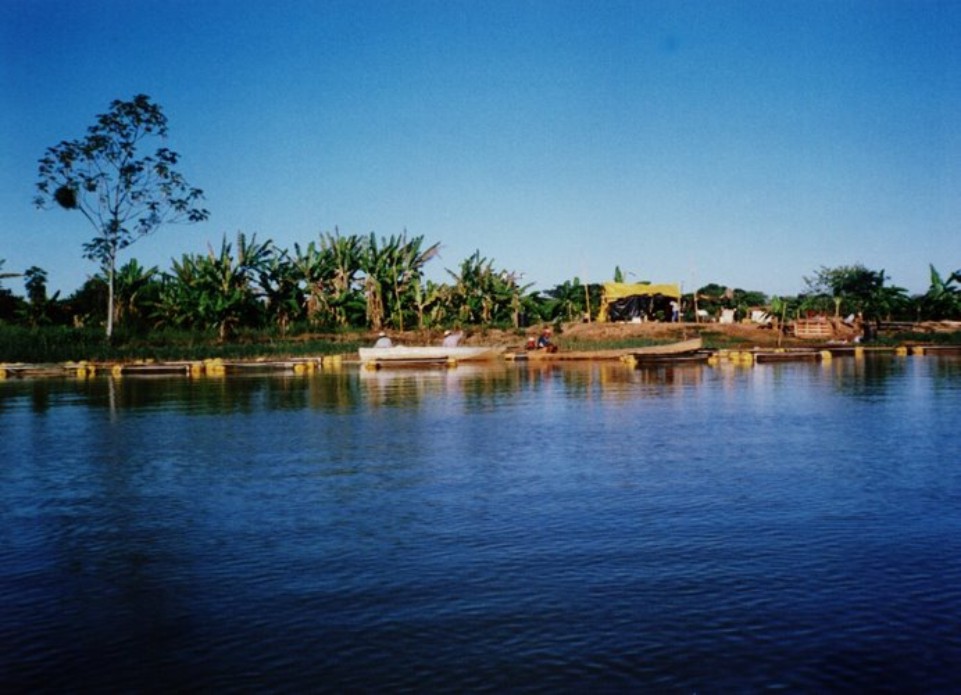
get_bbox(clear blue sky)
[2,0,959,298]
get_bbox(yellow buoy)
[203,358,226,377]
[895,346,908,357]
[322,354,344,371]
[72,361,95,378]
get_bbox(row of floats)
[0,355,346,380]
[621,344,959,368]
[3,345,959,380]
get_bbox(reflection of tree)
[827,353,905,399]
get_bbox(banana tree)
[111,258,160,330]
[544,278,587,323]
[447,251,494,324]
[156,232,272,339]
[921,264,961,320]
[359,232,440,330]
[292,231,364,327]
[392,234,441,330]
[257,248,303,335]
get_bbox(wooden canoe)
[629,352,712,366]
[509,337,705,362]
[630,337,703,356]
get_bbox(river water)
[2,355,960,692]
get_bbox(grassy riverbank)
[2,322,959,365]
[0,325,361,364]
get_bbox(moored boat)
[358,345,504,368]
[512,337,706,363]
[629,352,712,366]
[630,337,703,356]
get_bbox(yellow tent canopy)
[597,282,681,323]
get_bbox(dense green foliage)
[0,324,360,363]
[2,246,959,361]
[9,91,961,358]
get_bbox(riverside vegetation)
[6,95,960,364]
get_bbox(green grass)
[0,324,361,363]
[3,323,958,364]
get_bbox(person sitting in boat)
[373,331,393,348]
[536,327,558,353]
[442,329,462,347]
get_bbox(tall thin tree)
[35,94,208,338]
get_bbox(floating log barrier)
[752,349,823,364]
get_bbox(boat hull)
[630,337,704,356]
[630,352,711,366]
[510,337,706,362]
[358,346,503,367]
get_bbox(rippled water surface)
[3,356,961,691]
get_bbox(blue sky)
[2,0,959,298]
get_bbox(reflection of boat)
[358,345,504,368]
[511,348,641,362]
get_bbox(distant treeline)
[1,234,959,340]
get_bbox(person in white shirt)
[441,330,462,347]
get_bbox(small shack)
[596,282,681,323]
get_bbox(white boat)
[358,345,504,367]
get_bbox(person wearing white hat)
[442,329,462,347]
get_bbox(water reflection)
[2,354,960,691]
[3,354,960,417]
